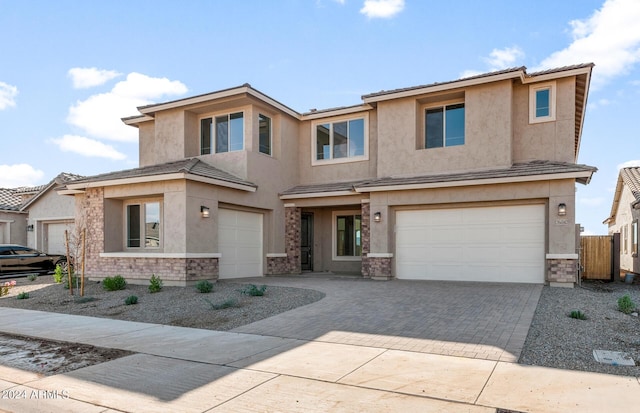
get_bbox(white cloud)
[360,0,404,19]
[483,46,525,70]
[460,69,483,79]
[67,72,188,142]
[617,159,640,169]
[0,164,44,187]
[0,81,18,110]
[68,67,121,89]
[536,0,640,88]
[50,135,127,160]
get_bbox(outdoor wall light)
[26,224,34,232]
[200,206,210,218]
[374,211,382,223]
[558,203,567,216]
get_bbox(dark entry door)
[301,212,313,271]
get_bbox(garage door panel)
[396,205,545,283]
[218,209,262,279]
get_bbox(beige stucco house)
[17,173,82,254]
[604,167,639,275]
[0,188,27,245]
[61,64,596,286]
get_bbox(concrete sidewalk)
[0,308,638,412]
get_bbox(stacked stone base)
[547,257,577,287]
[87,256,219,287]
[365,255,393,280]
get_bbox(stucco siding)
[154,109,186,164]
[609,185,639,272]
[138,122,155,166]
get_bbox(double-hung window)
[425,103,465,149]
[632,220,638,256]
[529,82,556,123]
[126,201,161,249]
[333,211,362,260]
[313,116,366,164]
[259,114,272,156]
[200,112,244,154]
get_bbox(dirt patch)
[0,332,132,376]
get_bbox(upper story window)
[425,103,465,149]
[200,112,244,155]
[529,81,556,124]
[259,114,272,156]
[312,115,367,165]
[126,201,161,249]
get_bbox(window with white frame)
[200,112,244,154]
[126,201,161,249]
[313,116,367,164]
[529,82,556,123]
[259,114,272,156]
[333,211,362,260]
[425,103,465,149]
[623,224,628,254]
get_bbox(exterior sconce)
[200,206,210,218]
[373,212,382,223]
[558,203,567,216]
[26,225,34,232]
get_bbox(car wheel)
[58,260,73,274]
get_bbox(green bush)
[53,264,64,283]
[195,280,214,293]
[618,294,637,314]
[16,292,29,300]
[124,295,138,305]
[569,310,587,320]
[27,274,38,282]
[204,297,239,310]
[103,275,127,291]
[240,284,267,296]
[148,274,163,293]
[63,275,78,290]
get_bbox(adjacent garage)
[45,221,74,254]
[395,204,545,283]
[218,208,263,279]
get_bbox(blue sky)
[0,0,639,235]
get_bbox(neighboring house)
[0,188,27,245]
[604,167,640,275]
[16,173,82,254]
[60,64,596,287]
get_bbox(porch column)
[361,200,371,277]
[285,204,302,274]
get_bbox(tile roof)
[280,161,596,197]
[620,167,640,207]
[19,172,85,211]
[0,188,22,211]
[67,158,257,190]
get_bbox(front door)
[301,212,313,271]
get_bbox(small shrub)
[148,274,163,293]
[63,275,78,290]
[195,280,214,293]
[204,297,239,310]
[27,274,38,282]
[1,280,16,297]
[16,292,29,300]
[124,295,138,305]
[53,265,64,283]
[618,294,637,314]
[240,284,267,296]
[569,310,587,320]
[103,275,126,291]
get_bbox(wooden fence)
[580,235,613,280]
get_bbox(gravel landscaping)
[519,279,640,377]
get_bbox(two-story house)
[61,64,596,287]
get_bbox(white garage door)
[396,205,545,283]
[218,209,263,279]
[47,222,75,254]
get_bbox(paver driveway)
[232,275,542,362]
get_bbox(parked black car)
[0,244,68,277]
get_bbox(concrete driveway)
[232,275,542,362]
